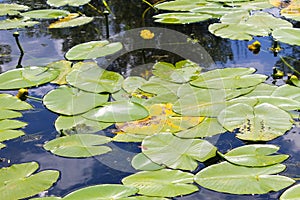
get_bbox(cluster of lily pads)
[153,0,300,45]
[0,1,99,30]
[1,37,300,198]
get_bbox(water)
[1,0,300,199]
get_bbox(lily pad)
[0,110,22,120]
[0,3,29,16]
[65,40,123,60]
[280,184,300,200]
[221,144,289,167]
[0,18,39,30]
[122,169,198,197]
[0,67,59,89]
[55,115,112,134]
[131,153,164,171]
[0,93,32,110]
[83,101,149,123]
[272,27,300,46]
[21,9,70,19]
[0,119,27,142]
[47,0,91,7]
[252,96,300,111]
[154,12,212,24]
[218,103,293,141]
[112,132,146,143]
[244,83,277,97]
[47,60,72,85]
[63,184,138,200]
[43,134,112,158]
[0,162,60,200]
[43,85,109,115]
[194,162,295,194]
[152,61,201,83]
[49,14,93,29]
[122,76,146,93]
[66,62,124,93]
[154,0,206,11]
[272,85,300,102]
[142,132,217,171]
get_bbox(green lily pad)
[55,115,112,134]
[152,61,201,83]
[272,85,300,102]
[131,153,164,171]
[0,119,27,142]
[0,3,29,16]
[154,0,207,11]
[63,184,138,200]
[122,76,146,93]
[65,40,123,60]
[47,60,72,85]
[49,15,93,29]
[66,62,124,93]
[280,184,300,200]
[21,9,70,19]
[83,100,149,123]
[0,93,32,110]
[244,83,277,97]
[47,0,91,7]
[221,144,289,167]
[253,96,300,111]
[142,132,217,171]
[218,103,293,141]
[272,27,300,46]
[0,67,59,89]
[43,85,109,115]
[122,169,198,197]
[191,5,243,17]
[43,134,112,158]
[112,132,146,143]
[175,117,227,138]
[194,162,295,194]
[0,18,39,30]
[0,110,22,120]
[0,162,60,200]
[154,12,212,24]
[190,67,267,89]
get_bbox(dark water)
[1,0,300,199]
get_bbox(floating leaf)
[272,27,300,46]
[191,4,243,17]
[272,84,300,102]
[152,61,201,83]
[21,9,70,19]
[154,0,206,11]
[190,67,267,89]
[66,62,124,93]
[63,184,138,200]
[47,60,72,85]
[142,132,217,171]
[43,134,111,158]
[43,85,109,115]
[65,40,123,60]
[122,76,146,93]
[0,3,29,16]
[244,83,277,97]
[154,12,212,24]
[116,103,203,135]
[175,117,226,138]
[222,144,289,167]
[280,184,300,200]
[0,18,39,30]
[0,67,58,89]
[112,132,146,143]
[0,119,27,142]
[83,101,149,123]
[55,115,112,134]
[253,96,300,111]
[194,162,295,194]
[0,110,22,120]
[218,103,293,141]
[0,93,32,110]
[0,162,59,200]
[47,0,91,7]
[131,153,164,171]
[49,14,93,29]
[122,169,198,197]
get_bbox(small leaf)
[272,27,300,46]
[0,18,39,30]
[0,3,29,16]
[280,184,300,200]
[21,9,70,19]
[43,134,112,158]
[131,153,164,171]
[47,0,91,7]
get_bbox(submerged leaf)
[142,132,217,171]
[0,162,59,200]
[122,169,198,197]
[195,162,295,194]
[43,134,111,158]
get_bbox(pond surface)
[1,0,300,199]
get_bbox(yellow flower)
[140,29,155,40]
[16,88,28,101]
